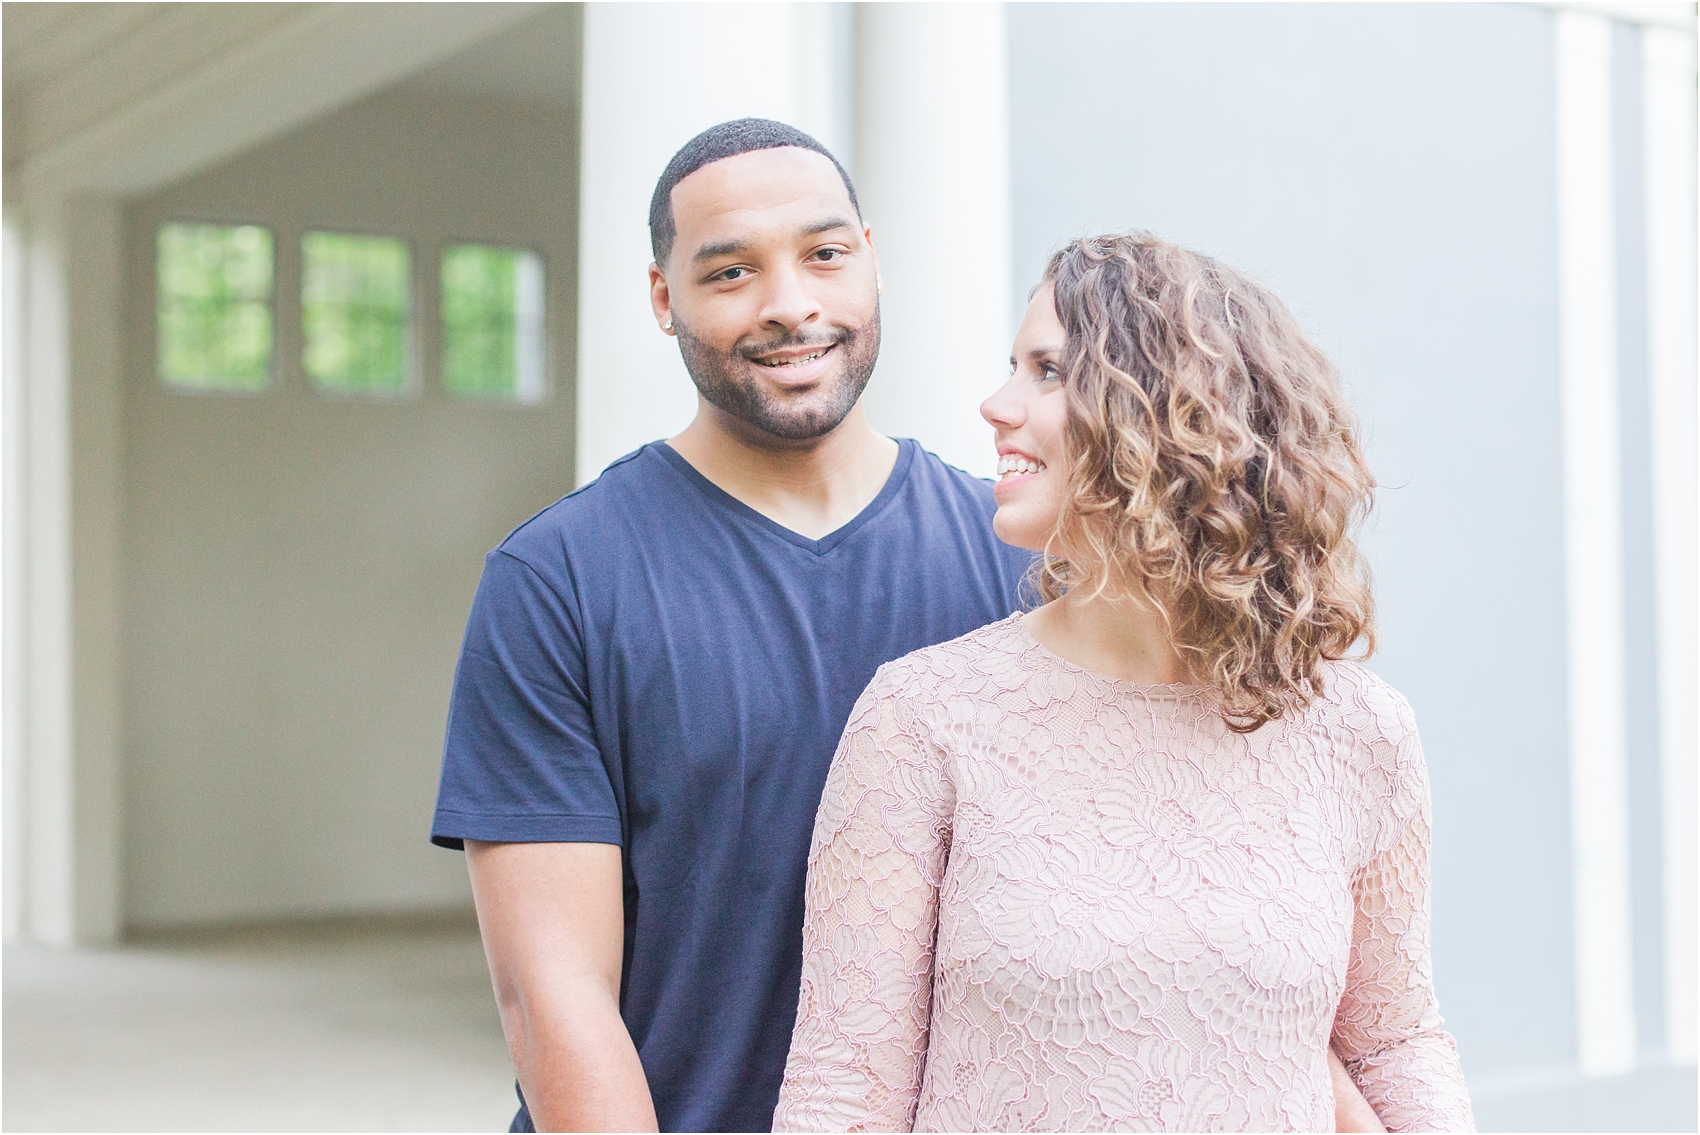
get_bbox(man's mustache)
[735,327,853,361]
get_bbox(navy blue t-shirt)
[431,439,1030,1132]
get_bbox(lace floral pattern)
[772,615,1473,1133]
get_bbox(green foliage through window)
[302,232,411,395]
[441,244,546,403]
[156,223,274,391]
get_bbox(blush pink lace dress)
[771,615,1474,1133]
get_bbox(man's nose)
[758,263,822,332]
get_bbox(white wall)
[121,84,580,927]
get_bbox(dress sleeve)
[771,665,953,1133]
[1332,693,1476,1133]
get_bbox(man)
[431,119,1030,1131]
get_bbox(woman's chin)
[991,508,1052,553]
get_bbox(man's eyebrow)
[799,215,858,237]
[690,216,859,266]
[691,238,752,265]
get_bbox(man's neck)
[667,398,900,541]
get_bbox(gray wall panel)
[1008,1,1569,1080]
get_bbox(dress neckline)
[1003,612,1204,701]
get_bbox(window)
[441,244,546,404]
[302,231,411,396]
[156,223,274,391]
[153,221,550,404]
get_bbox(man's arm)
[466,840,658,1133]
[1331,1045,1386,1132]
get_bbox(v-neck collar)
[653,438,916,557]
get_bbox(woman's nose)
[981,374,1026,429]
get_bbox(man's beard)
[674,309,881,442]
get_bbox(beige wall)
[121,86,578,927]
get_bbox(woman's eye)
[1040,363,1061,382]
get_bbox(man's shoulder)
[495,443,674,564]
[902,444,998,508]
[895,444,1032,577]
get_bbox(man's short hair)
[649,118,861,267]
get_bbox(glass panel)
[441,244,546,403]
[302,232,411,395]
[156,223,274,392]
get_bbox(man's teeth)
[997,454,1046,479]
[756,349,828,368]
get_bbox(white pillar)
[3,208,31,943]
[1642,22,1699,1066]
[21,197,81,945]
[853,3,1010,480]
[6,189,126,947]
[575,3,852,485]
[1554,9,1637,1078]
[65,193,126,945]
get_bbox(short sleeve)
[430,547,622,849]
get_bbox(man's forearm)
[467,841,655,1132]
[502,979,657,1132]
[1329,1046,1386,1133]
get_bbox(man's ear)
[648,262,676,335]
[862,224,883,295]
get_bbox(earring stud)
[662,319,673,332]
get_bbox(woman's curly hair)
[1037,232,1376,732]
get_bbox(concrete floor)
[3,915,519,1132]
[9,915,1694,1133]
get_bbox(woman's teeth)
[756,349,828,368]
[997,454,1046,479]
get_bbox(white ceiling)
[4,3,174,97]
[2,2,579,177]
[400,4,580,108]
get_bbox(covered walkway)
[3,916,514,1132]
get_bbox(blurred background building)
[2,2,1695,1130]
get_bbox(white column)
[1554,9,1637,1078]
[1642,22,1699,1066]
[7,190,126,947]
[575,3,851,485]
[65,194,125,945]
[22,197,81,946]
[3,208,31,943]
[853,3,1010,479]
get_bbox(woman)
[771,234,1474,1132]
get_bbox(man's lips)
[745,342,838,383]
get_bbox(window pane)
[157,223,274,392]
[441,244,546,404]
[302,232,411,395]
